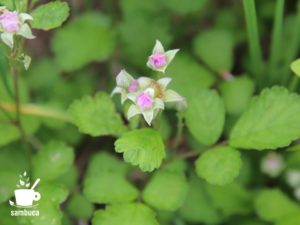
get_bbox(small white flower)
[286,170,300,188]
[0,7,35,49]
[260,152,285,177]
[111,70,140,103]
[147,40,179,73]
[127,77,186,125]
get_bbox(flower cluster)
[112,40,186,125]
[0,6,35,49]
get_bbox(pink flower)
[150,52,167,68]
[0,10,19,33]
[137,90,153,110]
[128,80,139,92]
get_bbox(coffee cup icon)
[14,189,41,207]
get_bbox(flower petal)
[164,89,184,103]
[127,104,141,120]
[165,49,179,65]
[154,98,165,110]
[111,86,123,96]
[127,92,137,103]
[19,13,33,23]
[142,110,154,125]
[137,77,152,89]
[17,24,35,39]
[1,33,13,48]
[157,77,172,90]
[153,40,164,53]
[116,69,134,87]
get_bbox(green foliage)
[32,141,74,181]
[115,128,165,172]
[184,89,225,146]
[66,193,94,220]
[220,76,255,115]
[195,146,242,185]
[31,1,70,30]
[230,86,300,150]
[193,29,234,71]
[92,203,160,225]
[52,13,115,71]
[68,92,126,137]
[291,59,300,76]
[143,170,188,211]
[254,189,300,222]
[161,0,207,14]
[83,152,138,204]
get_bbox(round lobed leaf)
[184,88,225,146]
[195,146,242,185]
[114,128,166,172]
[143,171,188,211]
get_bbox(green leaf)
[291,59,300,76]
[115,128,166,172]
[276,213,300,225]
[220,76,255,115]
[254,189,300,222]
[143,170,188,211]
[66,193,94,220]
[32,141,74,181]
[68,92,126,137]
[179,174,222,224]
[195,146,242,185]
[205,182,253,217]
[193,29,234,71]
[162,0,207,14]
[31,1,70,30]
[166,54,215,101]
[230,86,300,150]
[184,89,225,146]
[92,203,160,225]
[83,152,138,204]
[0,47,14,98]
[52,13,115,71]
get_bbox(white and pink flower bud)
[0,10,19,33]
[261,152,285,177]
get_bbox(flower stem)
[243,0,264,86]
[174,111,184,149]
[268,0,285,84]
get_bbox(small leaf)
[115,128,166,172]
[184,89,225,146]
[25,183,30,188]
[92,203,160,225]
[142,170,188,211]
[230,86,300,150]
[19,180,25,186]
[9,200,14,206]
[23,171,27,176]
[68,92,127,137]
[254,189,300,222]
[195,146,242,185]
[291,59,300,77]
[31,1,70,30]
[32,141,74,181]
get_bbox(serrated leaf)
[115,128,165,172]
[143,170,188,211]
[92,203,160,225]
[31,1,70,30]
[230,86,300,150]
[52,13,115,71]
[68,92,126,137]
[195,146,242,185]
[32,141,74,181]
[291,59,300,77]
[254,189,300,222]
[193,29,234,71]
[66,193,94,220]
[184,89,225,146]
